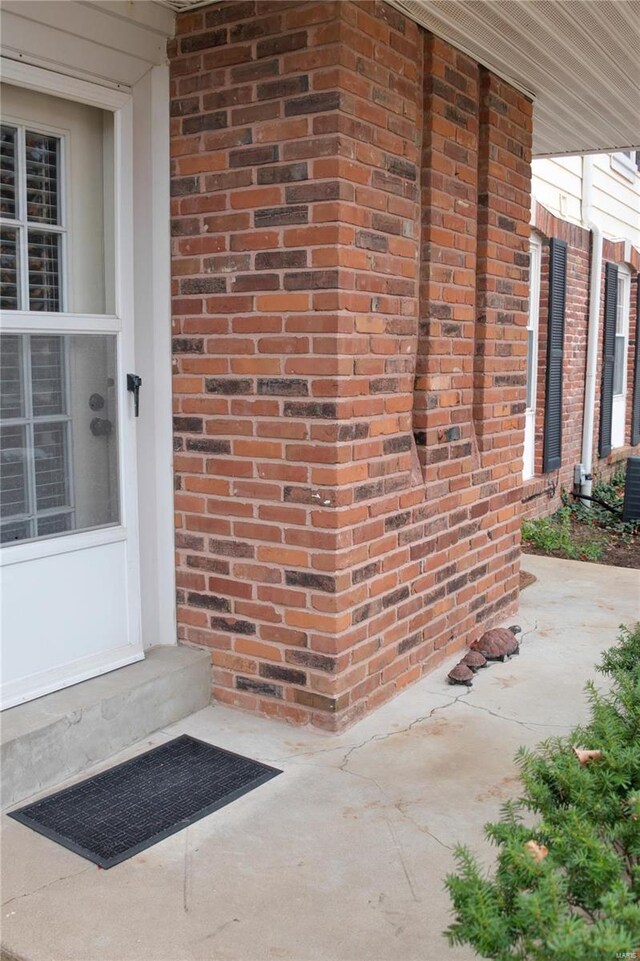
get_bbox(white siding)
[591,153,640,247]
[532,153,640,249]
[0,1,175,89]
[531,157,583,226]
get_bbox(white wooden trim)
[0,312,122,333]
[612,265,631,449]
[614,265,631,399]
[1,57,131,109]
[610,152,638,184]
[526,236,542,412]
[132,64,176,648]
[0,644,144,710]
[0,524,127,567]
[114,96,143,648]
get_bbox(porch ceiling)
[159,0,639,159]
[389,0,640,158]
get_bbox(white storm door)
[0,71,142,709]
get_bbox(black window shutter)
[599,262,618,458]
[632,278,640,447]
[542,238,567,472]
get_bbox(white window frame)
[1,118,68,312]
[611,264,631,449]
[610,151,639,183]
[523,235,542,480]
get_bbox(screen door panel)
[0,83,142,710]
[0,332,120,544]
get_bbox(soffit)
[389,0,640,157]
[154,0,639,157]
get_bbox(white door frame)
[131,64,176,650]
[0,60,144,707]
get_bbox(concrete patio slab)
[2,555,638,961]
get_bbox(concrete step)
[1,645,211,808]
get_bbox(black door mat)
[8,734,281,869]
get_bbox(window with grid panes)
[0,331,120,543]
[614,273,629,396]
[1,120,120,544]
[1,124,64,312]
[1,124,72,542]
[0,335,72,542]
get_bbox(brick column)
[170,0,423,729]
[473,71,532,609]
[413,34,479,489]
[169,0,534,731]
[474,71,532,467]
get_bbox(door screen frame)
[0,60,143,705]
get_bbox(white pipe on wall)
[579,154,603,501]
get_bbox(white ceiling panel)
[389,0,640,157]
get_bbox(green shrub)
[521,507,603,561]
[568,470,639,540]
[444,624,640,960]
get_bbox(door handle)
[127,374,142,417]
[90,417,113,437]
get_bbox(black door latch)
[127,374,142,417]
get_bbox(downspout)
[578,154,603,502]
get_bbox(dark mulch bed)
[523,518,640,570]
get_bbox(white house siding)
[531,156,583,225]
[532,153,640,248]
[591,154,640,248]
[0,1,174,88]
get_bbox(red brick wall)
[169,0,533,731]
[522,205,640,519]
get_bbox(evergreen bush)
[445,624,640,960]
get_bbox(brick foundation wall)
[522,204,640,520]
[169,0,532,731]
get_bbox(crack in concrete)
[458,697,571,732]
[384,817,419,903]
[336,760,454,854]
[326,691,474,855]
[336,690,472,774]
[195,917,241,945]
[261,695,459,766]
[2,865,93,910]
[264,690,464,853]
